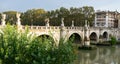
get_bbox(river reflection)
[74,46,120,64]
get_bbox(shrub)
[0,25,76,64]
[110,36,117,45]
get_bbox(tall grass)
[0,25,76,64]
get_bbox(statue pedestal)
[61,24,64,27]
[84,40,90,46]
[60,26,66,39]
[1,21,5,26]
[84,36,90,46]
[46,23,49,27]
[1,14,6,26]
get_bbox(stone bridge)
[20,25,120,46]
[1,13,120,46]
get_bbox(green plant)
[0,25,76,64]
[110,36,117,45]
[0,24,32,64]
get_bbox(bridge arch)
[68,33,82,44]
[103,31,108,38]
[103,31,108,40]
[36,34,56,44]
[89,32,98,42]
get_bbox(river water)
[74,45,120,64]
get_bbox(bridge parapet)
[90,27,113,30]
[21,26,85,30]
[21,26,60,30]
[66,26,83,30]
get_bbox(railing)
[21,26,85,30]
[21,26,61,30]
[66,26,83,30]
[21,26,115,30]
[90,27,113,30]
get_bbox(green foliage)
[21,9,46,26]
[47,6,95,26]
[0,25,76,64]
[0,14,1,24]
[3,11,17,25]
[110,36,117,45]
[1,6,95,26]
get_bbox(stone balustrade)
[21,26,61,30]
[21,26,85,30]
[66,26,83,30]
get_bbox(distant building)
[94,10,120,28]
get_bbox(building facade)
[94,10,120,28]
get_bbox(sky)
[0,0,120,12]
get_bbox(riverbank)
[91,41,120,46]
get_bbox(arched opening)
[69,33,82,44]
[89,32,97,42]
[103,32,108,39]
[38,34,55,43]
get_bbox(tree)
[21,9,46,26]
[46,6,95,26]
[110,36,117,45]
[0,14,2,24]
[3,11,17,25]
[0,6,95,26]
[82,6,95,26]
